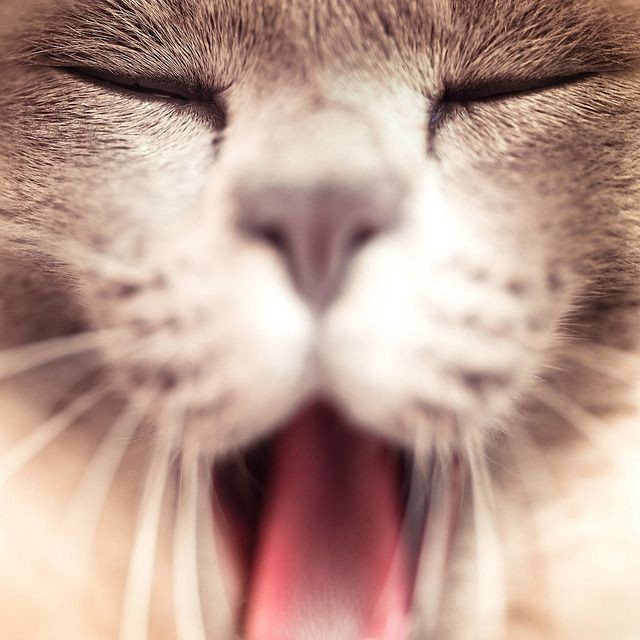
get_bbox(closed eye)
[427,72,594,150]
[442,72,593,104]
[60,66,228,127]
[61,66,194,103]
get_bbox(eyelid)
[443,72,593,104]
[61,66,194,102]
[58,66,229,127]
[428,72,594,144]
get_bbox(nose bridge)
[283,108,382,179]
[228,96,402,190]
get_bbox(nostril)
[348,224,381,254]
[239,212,289,254]
[257,223,289,255]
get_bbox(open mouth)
[213,402,463,639]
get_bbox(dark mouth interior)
[212,401,429,633]
[213,434,275,597]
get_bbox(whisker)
[195,457,235,638]
[59,386,159,579]
[0,328,131,382]
[412,458,464,640]
[173,451,208,640]
[535,386,636,475]
[0,384,110,486]
[0,327,166,487]
[536,384,640,540]
[118,401,183,640]
[466,442,506,640]
[563,349,640,384]
[403,456,434,580]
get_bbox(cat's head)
[4,0,639,451]
[2,0,640,636]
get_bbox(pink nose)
[239,181,403,308]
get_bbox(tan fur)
[1,1,640,638]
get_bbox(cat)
[1,0,640,638]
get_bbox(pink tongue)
[244,406,410,640]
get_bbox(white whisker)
[565,348,640,383]
[118,402,183,640]
[59,386,159,578]
[195,458,235,638]
[412,460,463,640]
[535,386,635,474]
[0,384,109,486]
[173,452,208,640]
[0,329,163,488]
[466,443,506,640]
[0,328,130,382]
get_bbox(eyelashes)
[61,66,193,103]
[426,72,595,154]
[64,64,589,108]
[428,72,594,136]
[60,66,228,126]
[61,63,592,148]
[442,72,593,104]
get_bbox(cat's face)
[2,0,640,638]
